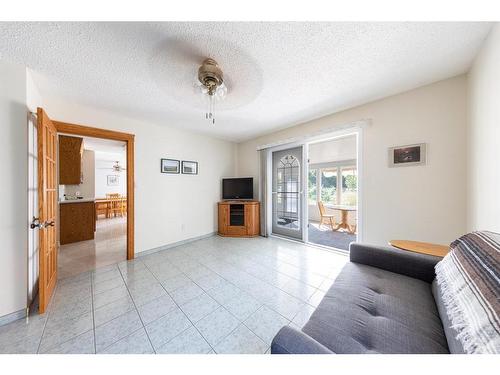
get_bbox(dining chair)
[95,201,109,220]
[120,196,127,217]
[106,193,124,218]
[318,201,336,231]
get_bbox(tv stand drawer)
[226,225,247,236]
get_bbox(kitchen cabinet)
[60,201,95,244]
[59,135,83,185]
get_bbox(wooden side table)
[389,240,449,257]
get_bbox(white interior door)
[271,146,304,240]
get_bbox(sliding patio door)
[271,146,304,240]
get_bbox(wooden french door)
[37,108,58,313]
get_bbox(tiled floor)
[308,221,356,250]
[0,235,348,354]
[58,216,127,279]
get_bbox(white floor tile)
[244,306,290,345]
[145,308,192,349]
[180,293,220,323]
[195,307,240,346]
[1,235,348,354]
[156,326,212,354]
[215,324,267,354]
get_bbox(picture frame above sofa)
[388,143,426,167]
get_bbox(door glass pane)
[308,169,317,205]
[276,155,300,230]
[341,166,357,206]
[320,168,337,205]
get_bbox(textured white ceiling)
[0,22,493,142]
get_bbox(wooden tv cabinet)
[218,200,260,237]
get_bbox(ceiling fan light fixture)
[112,161,125,173]
[197,58,226,125]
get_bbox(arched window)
[279,155,300,168]
[276,155,300,229]
[277,155,300,194]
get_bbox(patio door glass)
[272,146,303,240]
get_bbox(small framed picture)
[182,160,198,175]
[107,175,119,186]
[161,159,180,174]
[388,143,426,167]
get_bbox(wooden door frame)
[53,120,135,260]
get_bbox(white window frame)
[263,125,366,245]
[309,161,357,206]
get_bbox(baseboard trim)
[0,308,27,327]
[137,232,217,258]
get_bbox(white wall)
[0,60,28,318]
[95,157,127,198]
[42,96,237,254]
[467,24,500,233]
[238,76,468,246]
[61,149,96,199]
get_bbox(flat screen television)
[222,177,253,200]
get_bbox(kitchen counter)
[59,198,95,204]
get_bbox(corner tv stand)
[218,200,260,237]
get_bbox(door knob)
[30,217,42,229]
[30,217,55,229]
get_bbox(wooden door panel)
[38,108,58,314]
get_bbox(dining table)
[328,205,357,234]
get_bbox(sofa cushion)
[302,262,449,353]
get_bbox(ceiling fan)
[97,161,126,173]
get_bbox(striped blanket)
[435,231,500,353]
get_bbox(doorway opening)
[267,129,361,252]
[57,136,128,279]
[306,134,358,250]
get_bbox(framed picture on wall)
[161,158,180,174]
[182,160,198,175]
[388,143,426,167]
[107,175,119,186]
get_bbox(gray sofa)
[271,243,464,354]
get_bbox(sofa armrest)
[349,243,442,283]
[271,326,334,354]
